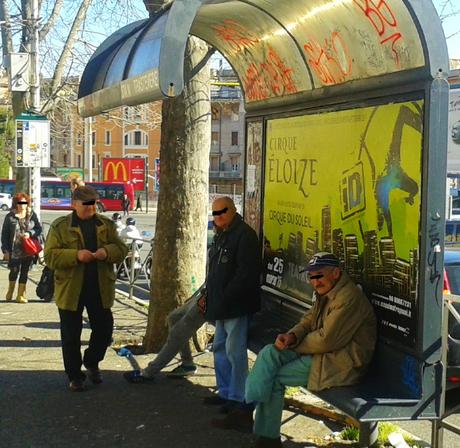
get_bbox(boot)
[211,408,254,433]
[6,281,15,301]
[16,283,27,303]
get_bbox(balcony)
[211,88,242,101]
[209,170,242,179]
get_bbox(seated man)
[123,284,206,382]
[246,252,377,448]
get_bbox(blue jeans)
[245,345,312,439]
[213,315,250,402]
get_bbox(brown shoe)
[86,367,103,384]
[203,395,227,406]
[69,379,86,392]
[253,436,282,448]
[211,408,253,433]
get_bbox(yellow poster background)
[263,100,423,314]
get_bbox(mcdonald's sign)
[102,158,145,190]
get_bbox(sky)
[433,0,460,59]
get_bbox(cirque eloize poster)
[244,121,263,235]
[263,100,423,346]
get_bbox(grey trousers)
[142,292,206,377]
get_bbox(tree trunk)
[144,35,210,352]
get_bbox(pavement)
[0,262,352,448]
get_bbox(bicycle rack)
[116,236,154,303]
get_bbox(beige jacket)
[289,272,377,391]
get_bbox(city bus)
[0,179,135,211]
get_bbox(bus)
[0,179,135,212]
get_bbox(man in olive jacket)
[245,252,377,448]
[44,186,127,392]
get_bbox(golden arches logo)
[104,161,127,181]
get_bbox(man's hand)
[77,249,95,263]
[274,332,297,351]
[93,248,108,261]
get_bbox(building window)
[105,130,111,145]
[211,131,219,145]
[77,133,82,146]
[103,151,111,158]
[210,155,219,171]
[77,154,82,168]
[231,131,238,146]
[91,131,96,146]
[92,154,96,167]
[124,130,148,147]
[231,157,239,172]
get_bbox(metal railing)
[432,293,460,447]
[115,236,153,304]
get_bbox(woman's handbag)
[23,237,43,256]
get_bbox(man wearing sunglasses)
[204,196,261,432]
[44,186,128,392]
[245,252,376,448]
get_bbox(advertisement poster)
[102,157,145,191]
[447,88,460,172]
[154,158,160,192]
[244,121,263,235]
[56,167,84,181]
[263,100,423,346]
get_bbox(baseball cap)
[301,252,340,273]
[72,186,99,202]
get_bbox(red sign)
[102,157,145,191]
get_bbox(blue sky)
[433,0,460,59]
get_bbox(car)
[443,250,460,388]
[452,120,460,144]
[0,193,12,210]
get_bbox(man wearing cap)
[45,186,128,392]
[246,252,377,448]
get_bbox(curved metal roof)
[78,0,449,117]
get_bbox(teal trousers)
[245,344,312,439]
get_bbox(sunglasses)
[212,207,228,216]
[82,200,96,206]
[308,273,324,281]
[17,201,28,205]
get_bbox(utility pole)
[29,0,41,219]
[84,117,92,181]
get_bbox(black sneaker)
[123,370,154,384]
[167,364,198,378]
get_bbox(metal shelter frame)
[77,0,451,444]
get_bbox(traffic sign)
[15,112,50,168]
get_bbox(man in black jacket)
[204,196,261,431]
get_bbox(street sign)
[102,157,146,190]
[15,112,50,168]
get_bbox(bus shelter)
[78,0,450,443]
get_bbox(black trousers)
[58,293,113,381]
[8,257,33,283]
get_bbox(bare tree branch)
[39,0,63,41]
[0,0,14,62]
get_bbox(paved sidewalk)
[0,264,350,448]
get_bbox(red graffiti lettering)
[353,0,403,67]
[242,46,298,101]
[304,32,352,85]
[212,19,259,53]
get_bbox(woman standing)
[1,193,42,303]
